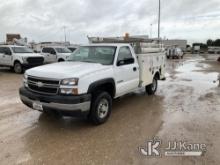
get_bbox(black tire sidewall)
[89,91,112,125]
[146,76,158,95]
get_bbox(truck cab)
[19,43,166,125]
[41,46,72,63]
[0,45,44,73]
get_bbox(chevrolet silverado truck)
[19,43,166,125]
[0,45,44,73]
[41,46,72,63]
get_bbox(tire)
[14,62,23,74]
[88,91,112,125]
[58,59,64,62]
[146,76,158,95]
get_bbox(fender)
[87,78,116,97]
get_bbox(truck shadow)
[22,91,165,163]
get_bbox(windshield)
[55,47,72,53]
[12,47,33,53]
[68,46,116,65]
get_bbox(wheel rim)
[152,78,157,91]
[97,98,109,119]
[14,63,22,73]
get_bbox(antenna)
[158,0,161,40]
[63,26,67,43]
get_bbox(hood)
[26,62,112,79]
[16,53,43,58]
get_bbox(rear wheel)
[14,62,23,74]
[88,91,112,125]
[146,76,158,95]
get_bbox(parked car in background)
[19,43,166,125]
[0,45,44,73]
[41,46,72,63]
[166,47,184,59]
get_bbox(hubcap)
[14,63,22,73]
[97,98,109,119]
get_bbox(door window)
[117,47,134,66]
[0,47,12,55]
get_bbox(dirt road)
[0,54,220,165]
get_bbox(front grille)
[27,76,60,95]
[27,57,44,65]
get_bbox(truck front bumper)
[19,87,91,117]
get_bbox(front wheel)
[146,76,158,95]
[14,62,23,74]
[88,91,112,125]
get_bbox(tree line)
[192,39,220,49]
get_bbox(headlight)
[22,57,28,63]
[61,78,78,86]
[23,72,28,87]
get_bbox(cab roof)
[81,43,131,47]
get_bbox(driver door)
[114,46,139,96]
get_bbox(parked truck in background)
[41,46,72,63]
[0,45,44,73]
[19,43,166,125]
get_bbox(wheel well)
[58,59,64,62]
[14,60,21,66]
[88,79,116,98]
[154,72,160,80]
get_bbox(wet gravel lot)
[0,54,220,165]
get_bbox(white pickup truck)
[19,43,166,125]
[0,45,44,73]
[41,46,72,63]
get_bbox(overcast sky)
[0,0,220,44]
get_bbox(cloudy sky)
[0,0,220,44]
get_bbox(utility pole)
[63,26,67,43]
[150,24,153,38]
[158,0,161,40]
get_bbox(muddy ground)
[0,54,220,165]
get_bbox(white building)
[162,39,187,51]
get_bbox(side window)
[42,48,49,53]
[0,47,5,53]
[0,47,11,55]
[4,47,11,55]
[117,47,133,66]
[50,48,56,55]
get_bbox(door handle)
[133,67,137,71]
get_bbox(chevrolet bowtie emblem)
[36,82,44,87]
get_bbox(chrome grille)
[27,76,60,95]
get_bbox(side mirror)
[117,58,134,66]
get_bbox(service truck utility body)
[19,43,166,124]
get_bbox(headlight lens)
[61,78,78,86]
[23,73,28,87]
[22,57,28,63]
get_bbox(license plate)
[33,102,43,111]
